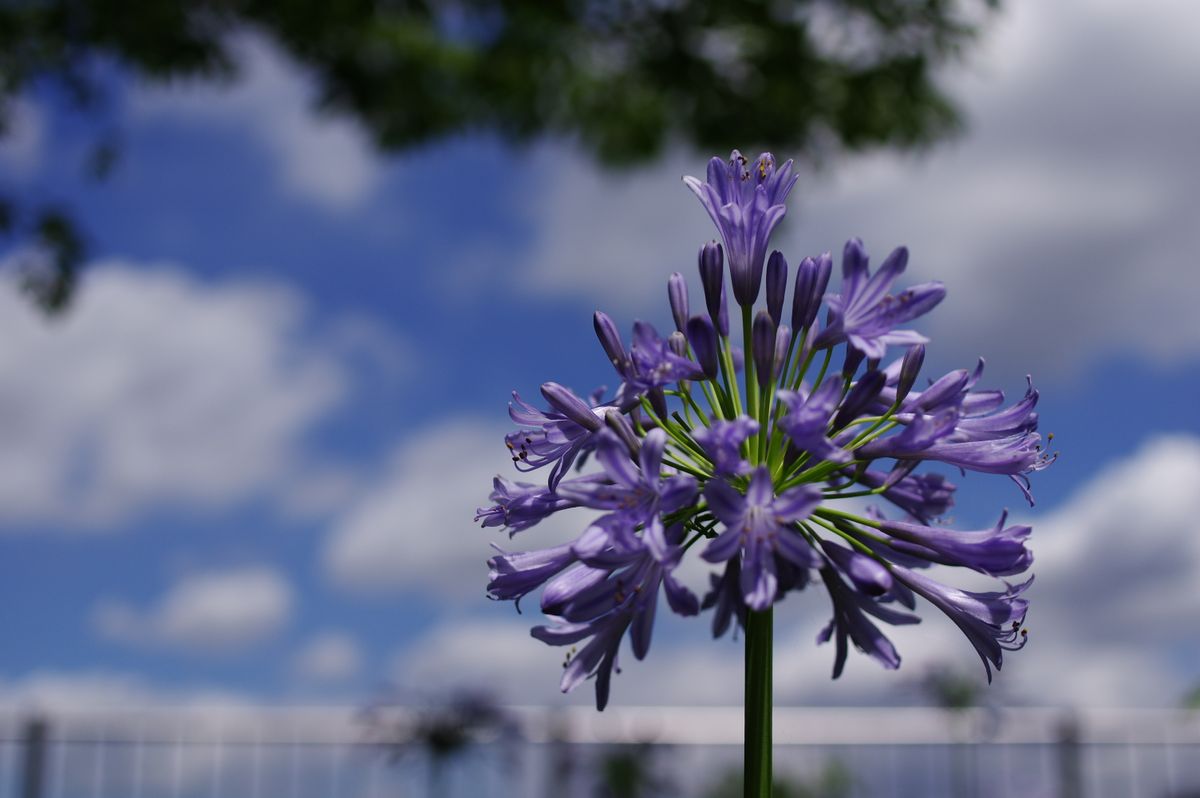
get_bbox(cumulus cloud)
[94,566,293,652]
[322,418,597,598]
[390,433,1200,709]
[1000,434,1200,707]
[291,632,362,683]
[511,0,1200,378]
[130,32,380,210]
[0,260,360,530]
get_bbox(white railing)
[1,705,1198,797]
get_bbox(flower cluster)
[477,151,1054,710]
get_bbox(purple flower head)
[815,240,946,359]
[692,416,759,476]
[701,468,822,610]
[684,151,798,308]
[776,378,851,464]
[483,151,1053,709]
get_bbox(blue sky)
[2,0,1200,712]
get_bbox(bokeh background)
[2,1,1199,795]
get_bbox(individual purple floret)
[816,566,919,678]
[892,566,1031,681]
[487,542,577,608]
[701,468,822,610]
[815,239,946,359]
[474,475,596,534]
[776,378,851,464]
[532,523,697,710]
[506,387,606,490]
[627,321,706,395]
[693,416,759,476]
[556,429,697,561]
[480,149,1050,710]
[871,511,1033,577]
[684,151,799,308]
[853,468,956,523]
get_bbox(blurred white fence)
[2,705,1199,798]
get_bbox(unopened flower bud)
[593,311,628,375]
[896,344,925,405]
[668,272,689,334]
[541,381,601,431]
[842,347,864,379]
[648,387,669,421]
[773,324,792,380]
[766,251,788,327]
[668,330,688,358]
[752,310,776,390]
[604,409,640,457]
[686,314,719,380]
[820,539,893,596]
[791,252,832,331]
[699,241,728,337]
[834,369,885,429]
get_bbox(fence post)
[20,717,48,798]
[1055,712,1082,798]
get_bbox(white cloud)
[0,260,354,529]
[999,434,1200,707]
[94,566,293,652]
[0,670,249,712]
[323,418,597,598]
[130,32,379,210]
[0,96,45,179]
[511,0,1200,377]
[291,632,362,682]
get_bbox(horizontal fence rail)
[1,705,1198,798]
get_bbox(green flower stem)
[742,307,760,452]
[639,398,710,467]
[670,388,713,428]
[719,338,744,417]
[793,345,831,392]
[744,607,773,798]
[814,505,882,528]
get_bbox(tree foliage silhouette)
[0,0,999,310]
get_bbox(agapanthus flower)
[478,150,1052,710]
[684,151,798,307]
